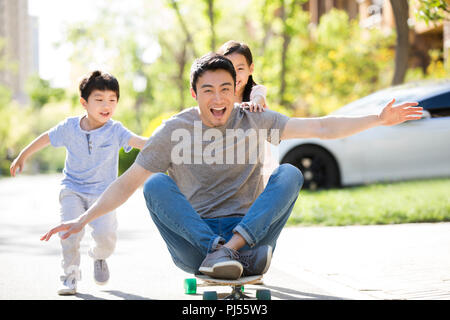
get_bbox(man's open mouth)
[210,106,226,118]
[100,111,110,117]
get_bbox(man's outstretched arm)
[41,162,153,241]
[281,99,423,140]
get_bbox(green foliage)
[264,8,395,116]
[0,84,12,107]
[118,148,140,176]
[56,2,397,120]
[25,74,66,109]
[1,101,75,176]
[317,9,351,47]
[413,0,450,25]
[406,48,450,81]
[0,85,13,175]
[289,178,450,226]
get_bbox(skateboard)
[184,275,271,300]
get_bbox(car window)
[428,108,450,118]
[420,92,450,118]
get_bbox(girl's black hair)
[218,40,256,102]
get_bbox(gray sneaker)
[94,259,109,285]
[239,245,273,277]
[198,246,243,280]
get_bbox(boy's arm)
[128,135,148,150]
[10,132,51,176]
[41,162,153,241]
[281,99,422,140]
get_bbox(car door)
[361,102,450,183]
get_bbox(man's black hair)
[190,53,236,94]
[79,70,120,101]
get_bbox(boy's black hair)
[218,40,257,102]
[190,53,236,94]
[79,70,120,101]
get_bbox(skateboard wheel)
[256,289,271,300]
[184,278,197,294]
[203,291,218,300]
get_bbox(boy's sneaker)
[94,259,109,285]
[58,270,81,296]
[239,245,273,277]
[198,246,243,280]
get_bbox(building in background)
[0,0,39,104]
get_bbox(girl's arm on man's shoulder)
[128,135,148,150]
[250,85,268,109]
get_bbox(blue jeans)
[143,164,304,274]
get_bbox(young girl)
[10,70,147,295]
[218,40,278,185]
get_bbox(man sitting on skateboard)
[41,53,422,280]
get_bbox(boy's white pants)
[58,188,118,276]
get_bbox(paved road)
[1,174,449,300]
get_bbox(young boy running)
[10,70,147,295]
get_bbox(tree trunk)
[206,0,216,51]
[279,0,291,106]
[260,0,275,55]
[176,42,188,111]
[169,0,198,57]
[390,0,410,85]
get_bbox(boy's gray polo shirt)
[48,116,133,195]
[136,105,290,219]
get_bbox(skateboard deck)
[196,274,263,286]
[184,275,271,300]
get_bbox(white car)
[277,79,450,190]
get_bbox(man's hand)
[40,162,153,243]
[379,99,423,126]
[40,219,85,241]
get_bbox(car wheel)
[281,145,340,190]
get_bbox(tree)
[259,0,307,109]
[25,74,65,109]
[413,0,450,66]
[390,0,410,85]
[390,1,450,84]
[414,0,450,24]
[167,0,199,111]
[204,0,217,51]
[168,0,199,57]
[279,0,291,106]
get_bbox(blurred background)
[0,0,449,177]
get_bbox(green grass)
[288,178,450,226]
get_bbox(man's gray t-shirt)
[136,105,289,219]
